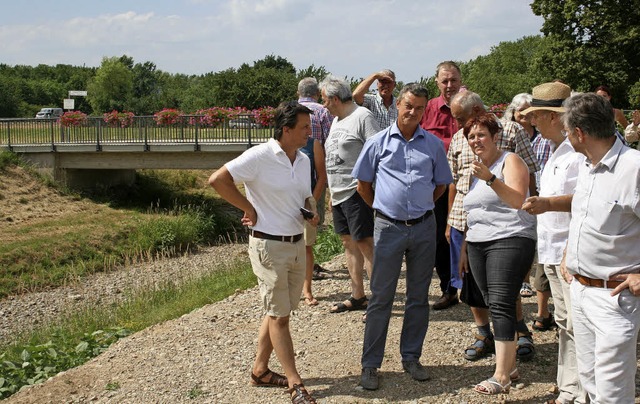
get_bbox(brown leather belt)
[250,230,303,243]
[375,210,433,226]
[573,274,624,289]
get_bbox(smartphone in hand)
[300,207,314,219]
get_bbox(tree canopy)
[530,0,640,108]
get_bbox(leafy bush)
[313,225,343,264]
[252,106,276,127]
[103,110,135,128]
[153,108,184,126]
[0,151,20,170]
[59,111,87,127]
[0,328,130,398]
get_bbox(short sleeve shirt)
[226,139,312,235]
[325,106,380,205]
[362,93,398,129]
[352,123,453,220]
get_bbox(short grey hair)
[319,75,352,102]
[562,93,616,140]
[451,91,484,114]
[380,69,396,81]
[297,77,319,98]
[503,93,533,122]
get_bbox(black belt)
[250,230,303,243]
[375,210,433,226]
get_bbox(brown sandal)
[287,383,316,404]
[250,369,288,388]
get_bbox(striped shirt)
[362,93,398,129]
[298,97,333,145]
[531,132,552,190]
[447,117,540,231]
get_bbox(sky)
[0,0,544,83]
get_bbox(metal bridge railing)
[0,114,274,152]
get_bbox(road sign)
[64,99,75,110]
[68,90,87,97]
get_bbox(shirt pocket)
[589,197,623,235]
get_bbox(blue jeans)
[361,214,436,368]
[467,237,535,341]
[448,226,464,290]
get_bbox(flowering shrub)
[59,111,88,127]
[252,107,276,128]
[488,103,508,118]
[103,110,135,128]
[154,109,184,126]
[192,107,246,127]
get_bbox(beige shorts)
[304,221,317,246]
[248,236,305,317]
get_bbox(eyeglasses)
[561,130,569,137]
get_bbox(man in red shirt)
[420,61,462,310]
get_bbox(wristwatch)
[486,174,497,186]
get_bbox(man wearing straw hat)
[521,81,587,404]
[529,92,640,403]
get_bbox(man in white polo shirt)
[209,101,319,404]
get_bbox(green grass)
[0,162,240,298]
[313,225,342,264]
[0,154,343,399]
[0,260,256,398]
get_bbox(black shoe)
[360,367,379,390]
[433,292,459,310]
[402,361,430,381]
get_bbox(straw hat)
[521,82,572,115]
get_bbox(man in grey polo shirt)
[209,101,319,404]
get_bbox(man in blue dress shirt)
[353,83,453,390]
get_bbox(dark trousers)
[361,215,436,368]
[434,187,455,294]
[467,237,535,341]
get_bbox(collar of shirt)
[375,93,396,109]
[589,137,623,173]
[297,96,318,103]
[267,138,305,161]
[389,122,426,141]
[433,94,449,112]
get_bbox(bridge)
[0,115,272,188]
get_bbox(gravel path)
[3,244,640,403]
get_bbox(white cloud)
[0,0,543,81]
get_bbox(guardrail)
[0,114,274,152]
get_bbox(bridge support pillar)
[56,169,137,189]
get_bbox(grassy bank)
[0,260,256,398]
[0,152,240,298]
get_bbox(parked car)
[228,117,261,129]
[35,108,64,119]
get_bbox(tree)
[0,75,21,117]
[461,36,552,105]
[128,61,162,115]
[530,0,640,108]
[87,57,133,113]
[297,64,330,82]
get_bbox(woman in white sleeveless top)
[459,113,537,395]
